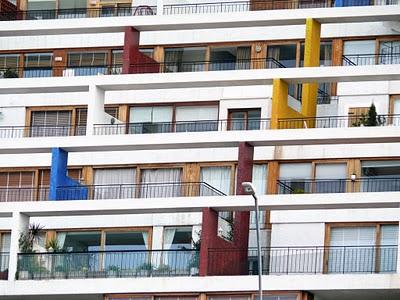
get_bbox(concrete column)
[270,78,289,129]
[157,0,163,15]
[301,18,321,123]
[8,212,29,281]
[86,85,105,136]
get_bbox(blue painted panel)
[49,147,88,201]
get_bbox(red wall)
[122,26,160,74]
[200,142,254,276]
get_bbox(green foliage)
[54,265,66,273]
[351,104,384,127]
[137,262,153,271]
[19,223,44,253]
[3,69,18,78]
[107,265,120,272]
[293,188,305,194]
[45,237,60,252]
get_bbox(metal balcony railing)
[2,0,398,21]
[208,246,397,275]
[0,125,86,138]
[0,64,123,79]
[342,53,400,66]
[0,6,156,21]
[277,177,400,194]
[0,182,225,202]
[17,249,199,280]
[0,252,9,280]
[278,114,400,129]
[93,118,271,135]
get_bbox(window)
[175,105,218,132]
[75,107,119,136]
[278,163,312,193]
[93,168,136,199]
[164,47,206,72]
[111,50,123,74]
[361,160,400,192]
[0,171,35,202]
[209,46,251,71]
[209,296,251,300]
[254,296,298,300]
[314,163,347,193]
[267,44,297,68]
[200,166,232,195]
[228,109,261,130]
[23,53,53,78]
[58,0,86,18]
[163,227,193,269]
[250,164,268,228]
[0,54,19,78]
[27,0,56,19]
[100,1,132,17]
[140,168,182,198]
[129,106,173,134]
[379,41,400,64]
[328,224,398,273]
[38,168,82,200]
[30,110,72,137]
[66,51,108,76]
[343,40,376,65]
[0,232,10,277]
[139,48,154,58]
[57,231,102,252]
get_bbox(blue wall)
[49,148,88,201]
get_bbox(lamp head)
[241,182,256,195]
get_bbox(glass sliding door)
[361,160,400,192]
[93,168,136,199]
[162,227,193,272]
[164,47,206,72]
[250,164,268,228]
[129,106,173,134]
[228,109,261,130]
[314,163,347,193]
[58,0,86,18]
[66,51,108,76]
[30,110,72,137]
[209,46,251,71]
[343,40,375,65]
[140,168,182,198]
[23,53,53,78]
[175,105,218,132]
[27,0,56,20]
[0,54,19,78]
[278,163,312,193]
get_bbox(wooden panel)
[251,42,267,69]
[266,161,279,194]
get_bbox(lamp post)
[242,182,262,300]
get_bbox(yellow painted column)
[301,18,321,125]
[271,78,289,129]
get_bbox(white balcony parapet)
[1,5,400,36]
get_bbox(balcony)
[208,246,398,275]
[0,58,284,79]
[277,177,400,194]
[17,249,199,280]
[343,53,400,66]
[0,125,85,139]
[0,182,225,202]
[1,0,397,21]
[94,118,271,135]
[278,114,400,129]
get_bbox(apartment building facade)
[1,0,400,299]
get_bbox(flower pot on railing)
[18,270,30,280]
[107,265,120,278]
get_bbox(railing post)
[156,0,163,15]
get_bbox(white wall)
[0,107,25,127]
[270,223,325,247]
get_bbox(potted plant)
[135,262,152,277]
[45,238,60,253]
[18,223,44,280]
[54,265,67,279]
[351,104,385,127]
[107,265,120,277]
[2,69,19,78]
[154,264,170,277]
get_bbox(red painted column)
[199,142,254,276]
[122,26,160,74]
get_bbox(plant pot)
[190,267,199,276]
[107,270,119,278]
[54,271,66,279]
[18,271,30,280]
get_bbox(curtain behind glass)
[164,49,184,72]
[250,165,267,227]
[93,168,136,199]
[175,106,218,132]
[200,166,231,195]
[315,163,347,193]
[236,46,251,70]
[140,168,182,198]
[380,225,398,272]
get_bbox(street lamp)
[242,182,263,300]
